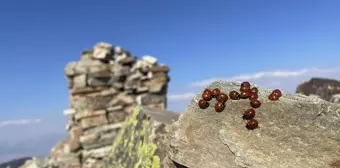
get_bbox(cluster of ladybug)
[198,81,282,130]
[199,88,228,112]
[268,89,282,101]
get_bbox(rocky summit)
[17,42,340,168]
[296,77,340,103]
[165,81,340,168]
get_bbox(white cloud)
[167,67,340,113]
[168,92,196,101]
[267,81,281,87]
[190,68,340,87]
[0,119,41,128]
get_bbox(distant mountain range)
[0,157,31,168]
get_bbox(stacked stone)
[45,42,170,168]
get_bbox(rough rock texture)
[108,106,180,168]
[21,42,170,168]
[20,157,49,168]
[0,157,32,168]
[296,77,340,103]
[330,94,340,104]
[166,81,340,168]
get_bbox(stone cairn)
[47,42,170,168]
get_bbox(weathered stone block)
[151,72,168,83]
[82,158,108,168]
[92,42,113,60]
[112,82,124,90]
[111,65,130,76]
[64,62,77,76]
[136,86,149,93]
[71,86,108,96]
[67,77,74,88]
[87,76,112,87]
[88,64,111,77]
[123,104,135,114]
[150,65,170,72]
[51,138,70,158]
[80,50,93,63]
[83,146,112,159]
[106,105,124,112]
[74,110,106,120]
[127,70,144,80]
[99,87,118,97]
[140,94,166,105]
[108,93,135,106]
[141,55,158,65]
[84,122,122,135]
[73,74,87,89]
[107,111,128,123]
[82,131,118,150]
[80,115,107,129]
[73,62,88,74]
[69,126,83,152]
[55,153,81,166]
[72,87,117,98]
[68,139,81,153]
[70,95,113,112]
[124,79,138,90]
[80,133,99,145]
[148,83,167,93]
[118,56,136,65]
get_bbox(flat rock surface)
[142,107,179,125]
[166,81,340,168]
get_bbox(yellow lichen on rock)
[108,106,160,168]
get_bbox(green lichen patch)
[108,106,161,168]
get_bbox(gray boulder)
[165,81,340,168]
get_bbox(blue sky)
[1,0,340,162]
